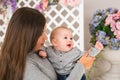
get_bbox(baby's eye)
[70,38,73,40]
[64,37,67,39]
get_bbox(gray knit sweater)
[23,51,85,80]
[45,47,84,75]
[44,46,100,80]
[23,52,57,80]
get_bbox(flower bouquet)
[89,8,120,50]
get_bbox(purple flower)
[106,8,118,14]
[10,0,17,12]
[2,0,17,12]
[96,31,106,38]
[96,31,109,45]
[89,9,106,35]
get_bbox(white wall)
[84,0,120,50]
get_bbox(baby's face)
[53,28,74,52]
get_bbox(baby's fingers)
[95,41,104,50]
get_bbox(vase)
[100,47,120,80]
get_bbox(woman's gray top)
[23,51,85,80]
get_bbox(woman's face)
[34,26,47,51]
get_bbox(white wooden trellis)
[0,0,84,50]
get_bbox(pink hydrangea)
[59,0,80,7]
[105,11,120,40]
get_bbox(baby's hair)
[50,25,71,42]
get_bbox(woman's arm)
[66,62,85,80]
[66,51,95,80]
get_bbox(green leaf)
[16,0,19,2]
[103,26,110,33]
[90,36,97,45]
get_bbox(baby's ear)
[51,39,57,46]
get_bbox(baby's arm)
[89,41,103,57]
[39,50,47,58]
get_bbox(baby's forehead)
[56,28,72,35]
[56,27,71,32]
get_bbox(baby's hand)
[95,41,104,51]
[39,50,47,58]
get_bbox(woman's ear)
[51,39,57,46]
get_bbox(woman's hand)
[78,50,95,69]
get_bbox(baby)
[39,26,103,80]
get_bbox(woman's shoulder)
[26,51,47,64]
[27,51,39,61]
[26,51,55,68]
[24,51,57,80]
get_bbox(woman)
[0,7,95,80]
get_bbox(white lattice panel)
[0,0,84,50]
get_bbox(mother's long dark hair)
[0,7,46,80]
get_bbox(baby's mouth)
[67,44,71,47]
